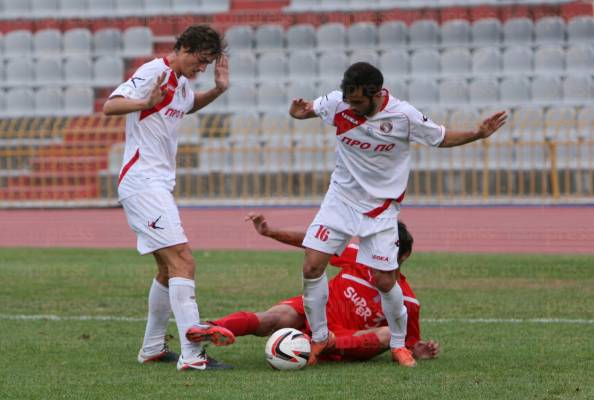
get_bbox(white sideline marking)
[0,314,593,324]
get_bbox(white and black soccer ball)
[264,328,311,370]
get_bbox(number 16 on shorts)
[314,225,330,242]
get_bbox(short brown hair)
[174,25,227,57]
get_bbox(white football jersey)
[313,89,445,217]
[110,58,195,201]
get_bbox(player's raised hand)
[244,213,270,237]
[477,110,507,139]
[289,98,314,119]
[214,55,229,92]
[145,72,167,109]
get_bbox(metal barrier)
[0,109,593,207]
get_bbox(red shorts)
[277,296,387,362]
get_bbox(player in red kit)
[207,214,440,362]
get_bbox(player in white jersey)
[103,25,235,371]
[289,62,507,367]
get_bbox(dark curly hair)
[340,62,384,98]
[174,25,227,57]
[397,221,414,260]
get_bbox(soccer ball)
[264,328,311,370]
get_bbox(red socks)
[212,311,260,336]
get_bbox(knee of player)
[372,270,396,292]
[302,262,326,279]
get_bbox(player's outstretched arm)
[103,72,167,116]
[188,55,229,114]
[244,213,305,248]
[289,98,317,120]
[439,110,507,148]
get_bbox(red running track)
[0,207,592,254]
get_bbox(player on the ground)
[289,62,506,367]
[209,213,439,362]
[103,25,235,371]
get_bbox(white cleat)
[176,350,233,371]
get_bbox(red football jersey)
[327,244,421,348]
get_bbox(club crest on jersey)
[380,121,393,133]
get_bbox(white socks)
[379,283,408,349]
[302,274,329,342]
[169,277,202,358]
[141,279,172,355]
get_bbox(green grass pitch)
[0,248,593,400]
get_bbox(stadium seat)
[471,18,502,45]
[0,90,5,118]
[531,75,562,104]
[441,48,471,75]
[63,28,92,55]
[260,111,291,140]
[287,81,317,101]
[441,19,471,46]
[122,27,153,58]
[317,23,347,50]
[378,20,407,49]
[115,0,144,17]
[534,16,565,44]
[379,49,409,76]
[229,52,256,83]
[59,0,89,18]
[294,134,326,172]
[34,29,62,55]
[534,45,565,73]
[172,0,197,13]
[257,53,288,82]
[317,80,340,96]
[318,52,348,80]
[384,78,407,100]
[227,82,256,112]
[32,0,59,18]
[201,84,227,114]
[6,88,35,117]
[94,28,122,56]
[262,135,293,173]
[286,0,319,12]
[348,22,377,49]
[288,51,317,80]
[292,114,322,138]
[409,19,440,46]
[35,87,63,116]
[503,46,533,74]
[563,75,591,104]
[511,106,545,151]
[200,0,230,13]
[567,16,594,43]
[565,45,594,72]
[287,24,316,50]
[88,0,115,17]
[5,59,34,86]
[410,49,440,76]
[2,0,32,18]
[257,82,288,111]
[469,78,499,106]
[177,113,200,144]
[144,0,171,15]
[199,137,229,173]
[4,30,33,57]
[64,57,92,84]
[503,17,533,44]
[449,108,481,168]
[500,76,531,105]
[439,78,468,105]
[93,56,124,86]
[349,49,379,67]
[35,58,63,85]
[108,143,125,174]
[544,106,577,167]
[408,79,438,106]
[472,47,501,75]
[255,24,284,51]
[226,25,254,52]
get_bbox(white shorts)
[302,190,400,271]
[121,189,188,255]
